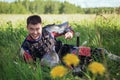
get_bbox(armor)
[21,29,56,61]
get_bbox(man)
[20,15,74,67]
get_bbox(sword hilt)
[75,32,80,47]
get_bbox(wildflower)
[63,54,80,67]
[50,65,67,79]
[88,61,105,75]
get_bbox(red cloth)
[24,51,32,62]
[79,46,91,56]
[51,30,74,37]
[51,32,63,37]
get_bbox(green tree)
[22,0,29,11]
[34,0,45,14]
[9,2,28,14]
[44,0,60,14]
[0,2,10,13]
[59,1,77,14]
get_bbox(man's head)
[26,15,42,40]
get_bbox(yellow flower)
[50,65,67,79]
[88,61,105,75]
[63,54,80,67]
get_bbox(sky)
[1,0,120,8]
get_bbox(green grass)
[0,14,120,80]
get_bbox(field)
[0,14,120,80]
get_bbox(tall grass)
[0,14,120,80]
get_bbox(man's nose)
[33,30,37,34]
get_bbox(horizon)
[1,0,120,8]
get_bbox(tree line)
[0,0,120,14]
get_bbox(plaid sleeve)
[20,48,33,63]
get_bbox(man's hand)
[65,32,73,39]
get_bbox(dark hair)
[27,15,42,25]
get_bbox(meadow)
[0,14,120,80]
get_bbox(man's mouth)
[31,35,39,39]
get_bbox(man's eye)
[37,28,40,30]
[30,28,33,30]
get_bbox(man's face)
[27,23,42,40]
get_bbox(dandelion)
[88,61,105,75]
[50,65,67,79]
[63,54,80,67]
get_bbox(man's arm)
[20,41,34,63]
[43,22,74,38]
